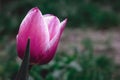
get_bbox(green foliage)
[0,38,120,80]
[93,12,119,29]
[0,0,120,36]
[28,39,115,80]
[0,42,19,80]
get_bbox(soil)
[58,28,120,65]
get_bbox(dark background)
[0,0,120,80]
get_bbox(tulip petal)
[59,19,67,34]
[17,7,49,64]
[43,14,60,40]
[38,19,67,64]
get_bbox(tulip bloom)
[16,7,67,65]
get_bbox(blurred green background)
[0,0,120,80]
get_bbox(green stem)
[15,39,31,80]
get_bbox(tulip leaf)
[15,39,30,80]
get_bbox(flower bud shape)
[16,7,67,65]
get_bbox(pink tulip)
[16,7,67,65]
